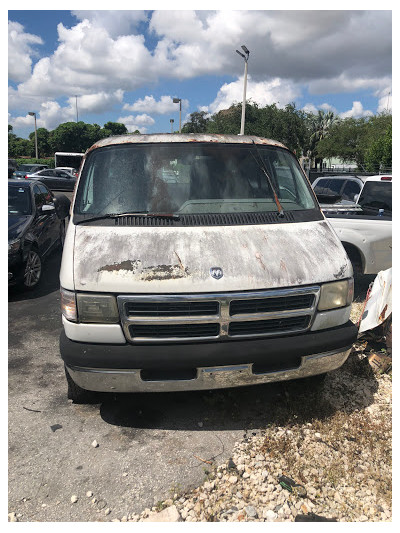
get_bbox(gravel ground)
[119,276,393,523]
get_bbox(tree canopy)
[8,107,391,172]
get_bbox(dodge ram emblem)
[210,267,223,280]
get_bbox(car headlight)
[8,239,21,254]
[77,293,119,323]
[61,288,77,322]
[318,279,354,311]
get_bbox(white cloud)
[117,114,155,133]
[123,95,189,115]
[209,76,300,114]
[375,88,392,113]
[320,103,338,114]
[8,21,43,83]
[302,103,318,114]
[339,101,373,119]
[72,10,148,39]
[72,90,124,114]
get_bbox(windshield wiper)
[250,142,284,217]
[75,212,180,224]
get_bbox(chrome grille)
[118,286,320,343]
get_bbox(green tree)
[307,110,339,169]
[364,124,392,172]
[181,111,210,133]
[48,121,103,153]
[28,127,51,158]
[101,121,128,137]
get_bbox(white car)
[55,166,78,177]
[312,174,392,208]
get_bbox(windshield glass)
[358,182,392,213]
[8,185,32,215]
[74,143,317,217]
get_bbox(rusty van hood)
[72,220,351,293]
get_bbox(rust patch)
[98,260,140,273]
[333,264,346,279]
[379,304,388,322]
[141,264,189,281]
[174,251,185,272]
[255,252,266,270]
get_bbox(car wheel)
[23,249,42,289]
[65,365,96,404]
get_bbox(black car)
[8,180,70,289]
[27,168,77,191]
[12,163,49,179]
[8,159,17,178]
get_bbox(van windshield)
[74,143,317,217]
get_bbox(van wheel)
[65,366,95,404]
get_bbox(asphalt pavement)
[9,244,293,522]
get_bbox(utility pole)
[28,111,38,159]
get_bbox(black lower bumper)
[60,321,358,372]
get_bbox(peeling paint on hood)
[72,220,351,293]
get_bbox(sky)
[8,5,392,140]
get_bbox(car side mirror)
[42,204,55,212]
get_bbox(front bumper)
[61,321,357,393]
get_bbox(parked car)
[12,163,49,179]
[59,133,357,403]
[312,175,392,275]
[55,166,79,177]
[8,159,17,179]
[26,168,77,191]
[8,179,70,289]
[312,174,392,214]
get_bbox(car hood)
[8,215,32,241]
[70,219,352,293]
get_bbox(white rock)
[8,512,18,522]
[71,495,78,503]
[86,491,93,497]
[264,509,277,521]
[142,505,182,522]
[91,440,99,448]
[105,508,111,515]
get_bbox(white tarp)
[359,268,392,333]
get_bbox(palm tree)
[308,110,339,170]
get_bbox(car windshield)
[358,182,392,213]
[8,185,32,215]
[74,143,317,217]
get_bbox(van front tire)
[65,366,95,404]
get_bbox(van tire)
[65,366,94,404]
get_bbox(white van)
[59,134,357,402]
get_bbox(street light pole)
[170,118,174,133]
[28,111,38,159]
[236,45,250,135]
[173,98,182,133]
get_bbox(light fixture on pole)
[28,112,38,159]
[170,118,174,134]
[173,98,182,133]
[235,45,250,135]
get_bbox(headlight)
[318,279,354,311]
[61,288,77,322]
[77,294,119,323]
[8,239,21,254]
